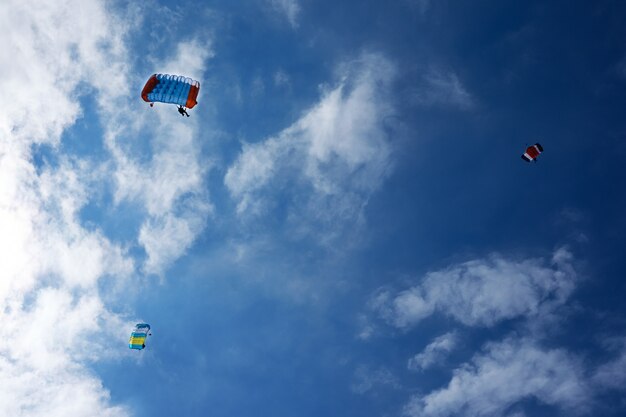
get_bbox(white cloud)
[375,248,576,328]
[413,68,474,110]
[269,0,301,28]
[0,0,130,145]
[225,53,397,242]
[0,0,135,304]
[408,332,458,371]
[405,337,590,417]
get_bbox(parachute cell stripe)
[141,74,200,108]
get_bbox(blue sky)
[2,1,626,416]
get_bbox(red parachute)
[521,143,543,162]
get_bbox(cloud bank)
[0,0,138,415]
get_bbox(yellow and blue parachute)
[129,323,151,350]
[141,74,200,109]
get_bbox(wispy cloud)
[269,0,301,28]
[405,337,590,417]
[592,337,626,391]
[274,69,291,90]
[225,52,397,244]
[408,332,458,371]
[351,364,401,394]
[616,56,626,80]
[413,68,474,110]
[138,195,211,274]
[373,248,576,328]
[405,0,431,14]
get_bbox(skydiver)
[177,106,190,117]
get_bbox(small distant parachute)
[129,323,151,350]
[141,73,200,109]
[521,143,543,162]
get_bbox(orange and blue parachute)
[141,74,200,109]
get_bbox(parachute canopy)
[129,323,151,350]
[521,143,543,162]
[141,74,200,108]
